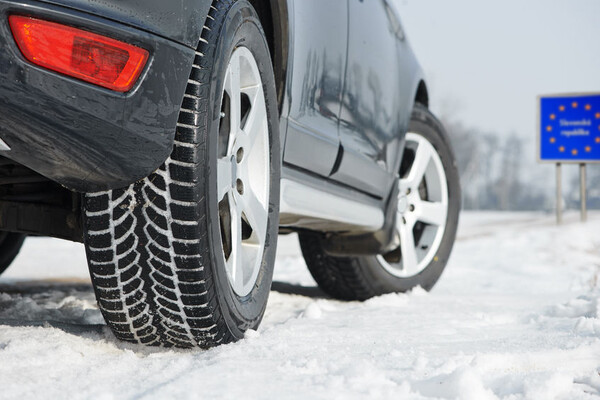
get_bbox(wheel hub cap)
[398,195,409,214]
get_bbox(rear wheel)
[0,232,26,276]
[299,104,460,300]
[83,0,280,347]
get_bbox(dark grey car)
[0,0,460,347]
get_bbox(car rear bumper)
[0,0,196,192]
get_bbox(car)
[0,0,460,348]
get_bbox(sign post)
[580,163,587,222]
[556,163,562,224]
[538,93,600,224]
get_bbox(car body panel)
[332,0,405,197]
[35,0,212,49]
[331,0,422,198]
[280,0,424,200]
[281,0,346,178]
[0,0,195,191]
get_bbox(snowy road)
[1,212,599,399]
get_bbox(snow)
[1,211,599,399]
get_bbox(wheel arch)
[247,0,289,114]
[415,79,429,108]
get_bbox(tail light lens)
[9,15,149,92]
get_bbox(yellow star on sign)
[596,137,600,143]
[559,105,565,112]
[550,114,556,120]
[586,104,592,111]
[572,102,579,108]
[559,146,565,152]
[585,146,592,152]
[550,137,556,143]
[546,126,552,132]
[596,112,600,119]
[572,149,578,155]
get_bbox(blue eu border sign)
[538,92,600,224]
[538,93,600,163]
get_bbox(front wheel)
[83,0,280,348]
[299,104,460,300]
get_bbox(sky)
[395,0,600,139]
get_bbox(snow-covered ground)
[1,211,599,399]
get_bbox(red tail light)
[9,15,149,92]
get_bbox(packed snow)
[0,211,599,399]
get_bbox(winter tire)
[83,0,280,348]
[299,104,460,300]
[0,232,26,276]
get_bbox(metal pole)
[580,163,587,222]
[556,163,562,225]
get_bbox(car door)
[282,1,347,178]
[331,0,414,197]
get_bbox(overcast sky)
[395,0,600,139]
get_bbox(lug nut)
[236,147,244,163]
[236,179,244,195]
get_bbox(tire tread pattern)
[299,233,375,301]
[84,0,237,348]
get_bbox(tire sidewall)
[204,1,280,338]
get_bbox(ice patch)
[0,285,102,326]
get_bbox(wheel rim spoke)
[399,219,419,273]
[240,242,260,285]
[242,85,266,152]
[407,137,434,187]
[224,51,241,152]
[241,186,268,243]
[217,157,232,201]
[416,200,447,226]
[225,193,243,293]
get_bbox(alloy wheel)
[378,132,449,278]
[217,47,270,297]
